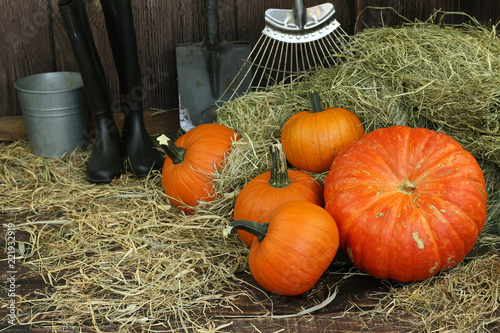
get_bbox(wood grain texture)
[331,0,357,34]
[472,0,500,25]
[0,110,179,143]
[1,214,496,332]
[0,212,415,332]
[1,2,55,117]
[353,0,496,30]
[0,117,27,141]
[1,0,499,123]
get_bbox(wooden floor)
[3,210,497,332]
[0,209,418,333]
[0,212,423,332]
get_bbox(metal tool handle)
[203,0,220,98]
[264,1,336,36]
[205,0,219,47]
[293,0,307,30]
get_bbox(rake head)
[223,1,351,102]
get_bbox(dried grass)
[216,10,500,241]
[358,253,500,332]
[2,10,500,332]
[217,11,500,332]
[1,141,251,331]
[309,13,500,166]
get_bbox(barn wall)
[1,0,499,123]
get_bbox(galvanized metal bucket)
[15,72,89,158]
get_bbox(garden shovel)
[176,0,252,130]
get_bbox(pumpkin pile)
[226,92,364,295]
[233,143,324,247]
[10,17,497,332]
[160,89,487,295]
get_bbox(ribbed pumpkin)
[281,90,365,173]
[230,200,339,296]
[324,126,487,282]
[234,143,324,246]
[160,123,240,214]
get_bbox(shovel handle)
[205,0,219,47]
[293,0,307,30]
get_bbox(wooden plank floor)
[0,110,180,142]
[3,234,495,332]
[1,207,498,332]
[1,217,498,332]
[0,211,420,332]
[0,265,409,332]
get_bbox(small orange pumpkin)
[160,123,240,214]
[234,143,324,246]
[281,90,365,173]
[230,200,339,296]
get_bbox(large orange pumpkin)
[234,143,324,246]
[281,90,365,173]
[324,126,487,282]
[230,200,339,296]
[161,123,240,214]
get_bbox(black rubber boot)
[100,0,164,177]
[59,0,123,183]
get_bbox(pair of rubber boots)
[59,0,163,183]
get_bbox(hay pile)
[216,12,500,238]
[359,252,500,331]
[311,17,500,167]
[1,141,250,331]
[2,12,500,332]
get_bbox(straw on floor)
[2,10,500,332]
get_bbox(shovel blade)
[176,41,252,129]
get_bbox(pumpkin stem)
[397,179,418,194]
[310,90,324,113]
[158,135,186,165]
[229,220,269,243]
[269,143,292,188]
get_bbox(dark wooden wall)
[2,0,499,120]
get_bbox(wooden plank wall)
[1,0,499,120]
